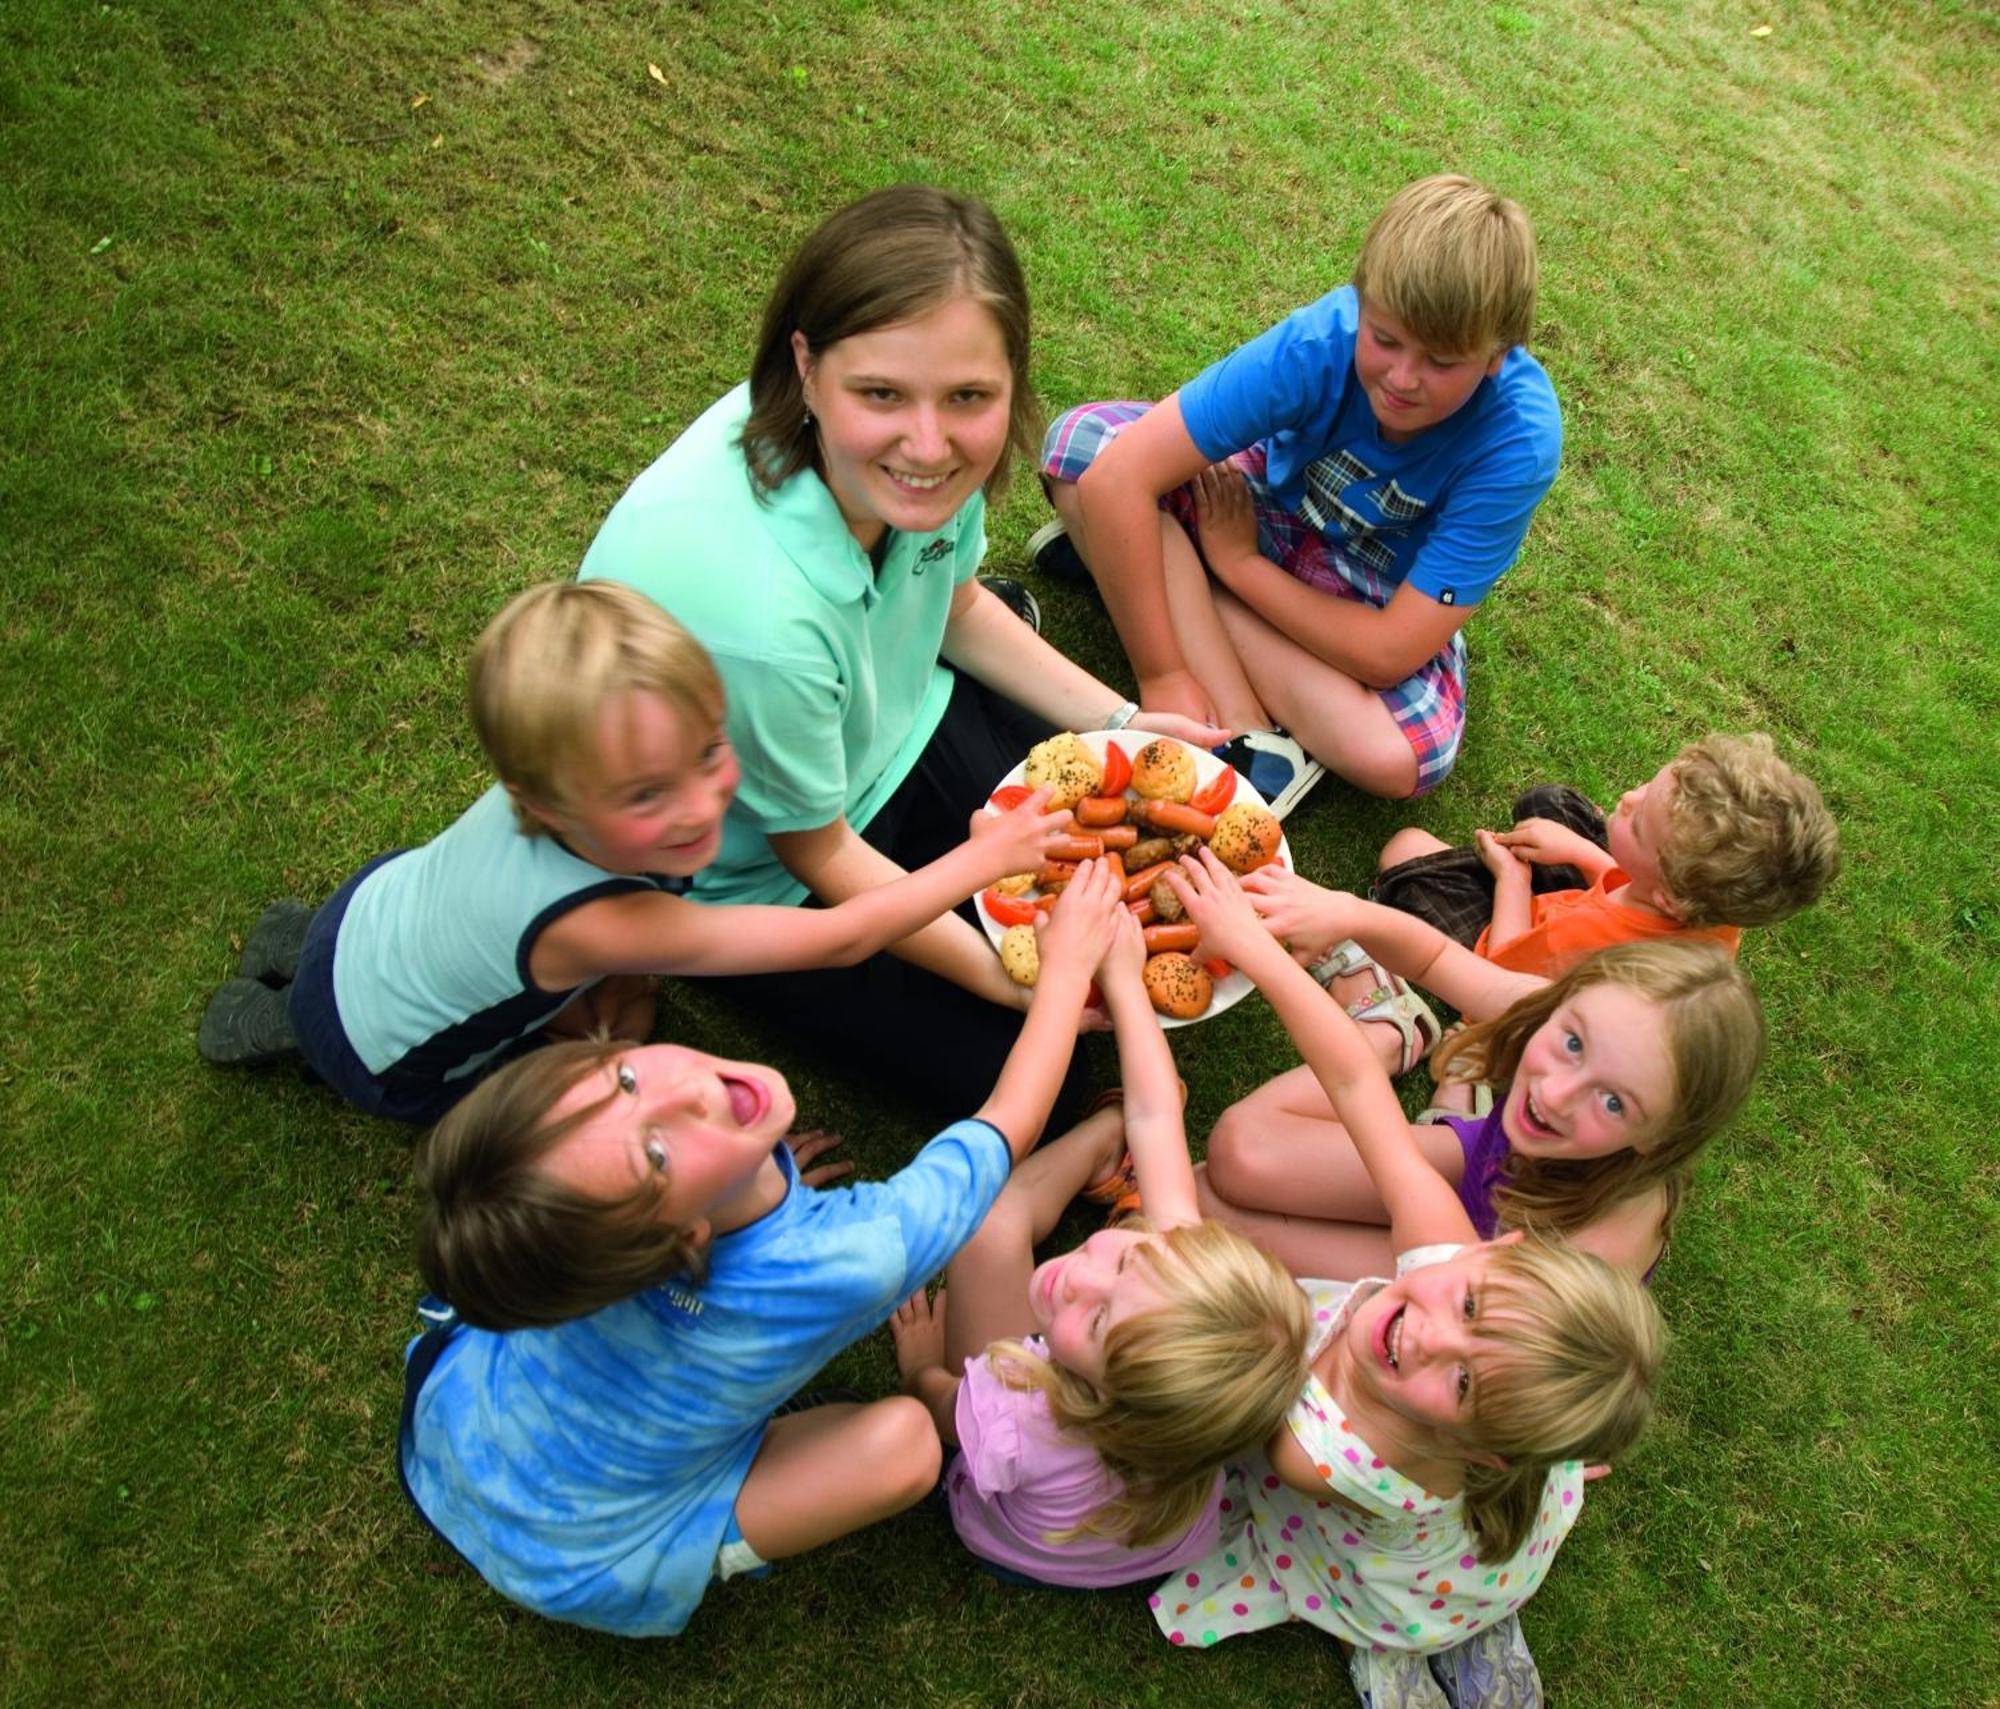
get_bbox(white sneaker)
[1212,729,1326,820]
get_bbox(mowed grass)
[2,0,1994,1704]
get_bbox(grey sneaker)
[239,898,313,986]
[1211,729,1326,820]
[978,575,1041,633]
[198,978,300,1067]
[1026,519,1093,587]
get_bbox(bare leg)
[1195,1164,1398,1280]
[1049,483,1269,731]
[1214,591,1421,799]
[941,1100,1127,1370]
[1204,1064,1465,1223]
[732,1397,941,1560]
[1378,826,1450,871]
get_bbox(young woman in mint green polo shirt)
[581,185,1224,1131]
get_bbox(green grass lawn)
[3,1,1994,1703]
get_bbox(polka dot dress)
[1148,1260,1586,1655]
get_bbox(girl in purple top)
[1201,871,1768,1281]
[890,907,1310,1588]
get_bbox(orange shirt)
[1473,866,1740,980]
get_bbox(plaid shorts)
[1042,400,1468,794]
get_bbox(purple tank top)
[1437,1105,1659,1285]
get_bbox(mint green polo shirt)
[580,384,985,905]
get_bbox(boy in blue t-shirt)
[1038,175,1560,806]
[398,860,1129,1638]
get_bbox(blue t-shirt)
[1178,285,1561,609]
[401,1118,1013,1637]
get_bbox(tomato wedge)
[981,888,1038,926]
[1096,740,1132,798]
[1189,764,1237,817]
[988,784,1034,813]
[1203,957,1234,980]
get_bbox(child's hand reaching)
[1240,864,1351,964]
[1097,902,1149,997]
[967,785,1069,880]
[1037,858,1124,990]
[1163,848,1284,973]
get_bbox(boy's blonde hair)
[1434,940,1765,1252]
[742,184,1041,505]
[1456,1238,1664,1558]
[1661,733,1840,927]
[1351,174,1537,357]
[988,1220,1311,1547]
[469,580,726,834]
[414,1039,707,1330]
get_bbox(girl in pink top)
[891,899,1310,1588]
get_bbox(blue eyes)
[643,1137,668,1173]
[617,1063,637,1093]
[1563,1031,1583,1055]
[1605,1093,1625,1118]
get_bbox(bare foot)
[890,1291,947,1388]
[785,1130,853,1189]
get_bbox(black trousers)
[1370,785,1609,947]
[703,671,1096,1143]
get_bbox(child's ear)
[507,782,567,839]
[1490,1229,1527,1249]
[1483,347,1507,378]
[1463,1449,1512,1472]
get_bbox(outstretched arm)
[530,790,1071,989]
[1167,851,1475,1251]
[1239,866,1545,1022]
[1096,909,1199,1228]
[974,859,1125,1160]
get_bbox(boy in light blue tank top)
[196,581,1070,1125]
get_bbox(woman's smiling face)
[793,294,1014,552]
[1502,985,1674,1162]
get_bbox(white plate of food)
[978,730,1292,1028]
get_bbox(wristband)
[1102,700,1140,731]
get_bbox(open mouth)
[1522,1091,1557,1138]
[1377,1303,1406,1371]
[719,1073,767,1126]
[883,466,954,493]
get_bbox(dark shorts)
[288,852,546,1127]
[701,671,1097,1139]
[1371,785,1607,947]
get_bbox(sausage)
[1142,923,1201,955]
[1073,796,1129,828]
[1131,799,1218,839]
[1127,897,1156,925]
[1126,836,1177,869]
[1097,824,1139,851]
[1037,860,1079,889]
[1122,861,1173,903]
[1046,835,1107,863]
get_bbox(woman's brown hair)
[740,184,1040,503]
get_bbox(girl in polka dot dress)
[1155,852,1663,1661]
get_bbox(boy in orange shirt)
[1369,733,1838,980]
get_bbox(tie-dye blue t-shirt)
[401,1118,1012,1636]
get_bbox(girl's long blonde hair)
[988,1220,1310,1547]
[1456,1238,1665,1558]
[1432,940,1765,1249]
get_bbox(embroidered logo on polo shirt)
[913,536,956,573]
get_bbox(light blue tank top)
[332,785,685,1089]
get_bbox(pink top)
[946,1338,1223,1588]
